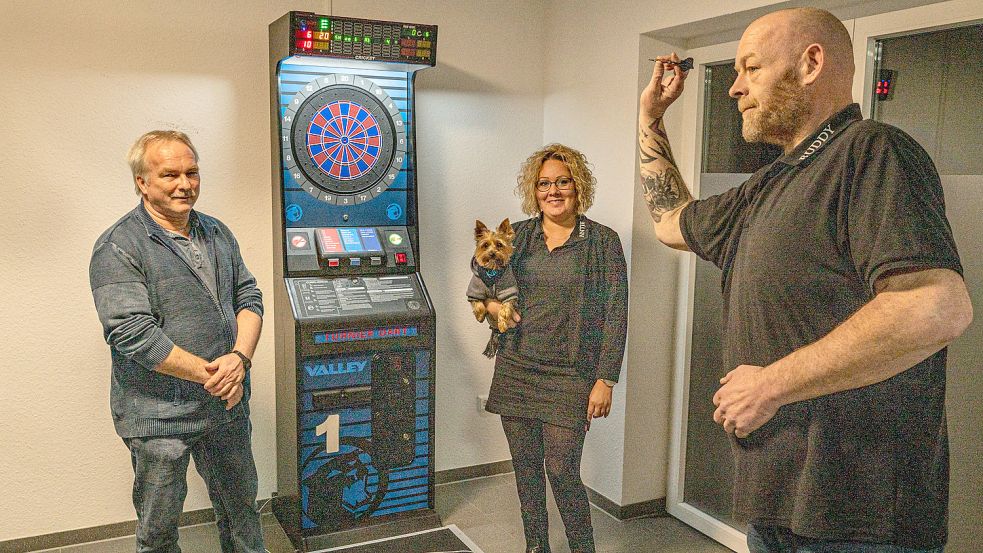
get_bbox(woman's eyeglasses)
[536,177,575,192]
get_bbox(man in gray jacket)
[90,130,265,553]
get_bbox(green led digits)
[319,18,329,30]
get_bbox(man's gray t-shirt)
[165,223,218,301]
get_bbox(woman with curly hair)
[480,143,628,553]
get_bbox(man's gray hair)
[127,130,199,195]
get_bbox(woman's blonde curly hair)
[515,143,596,216]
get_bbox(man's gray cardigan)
[89,203,263,438]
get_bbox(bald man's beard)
[740,69,809,148]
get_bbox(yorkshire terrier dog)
[466,218,519,357]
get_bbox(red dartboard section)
[283,73,406,205]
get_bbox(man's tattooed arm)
[638,116,693,223]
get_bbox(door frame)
[662,38,752,553]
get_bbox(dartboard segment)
[281,74,406,205]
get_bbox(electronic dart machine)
[268,12,439,551]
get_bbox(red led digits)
[876,69,895,100]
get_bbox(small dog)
[467,218,519,357]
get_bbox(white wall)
[0,0,545,541]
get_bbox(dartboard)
[281,74,406,205]
[306,101,381,180]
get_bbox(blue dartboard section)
[279,61,415,228]
[298,350,432,530]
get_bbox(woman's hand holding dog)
[483,300,521,329]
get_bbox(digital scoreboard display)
[316,227,385,254]
[290,12,437,66]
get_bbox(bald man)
[637,8,971,553]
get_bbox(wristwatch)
[231,350,252,371]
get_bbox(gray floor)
[36,473,731,553]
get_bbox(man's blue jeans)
[123,417,264,553]
[747,525,943,553]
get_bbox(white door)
[661,39,759,553]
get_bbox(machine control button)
[394,252,408,265]
[285,229,320,272]
[387,232,403,246]
[349,257,361,266]
[288,233,311,250]
[327,258,340,267]
[370,256,383,266]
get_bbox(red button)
[394,252,407,265]
[328,258,340,267]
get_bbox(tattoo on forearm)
[641,169,689,221]
[638,118,692,222]
[639,119,676,166]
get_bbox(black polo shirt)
[500,217,588,368]
[680,104,962,548]
[495,215,628,383]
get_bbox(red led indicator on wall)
[876,69,895,100]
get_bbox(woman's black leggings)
[501,415,594,552]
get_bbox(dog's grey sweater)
[466,257,518,303]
